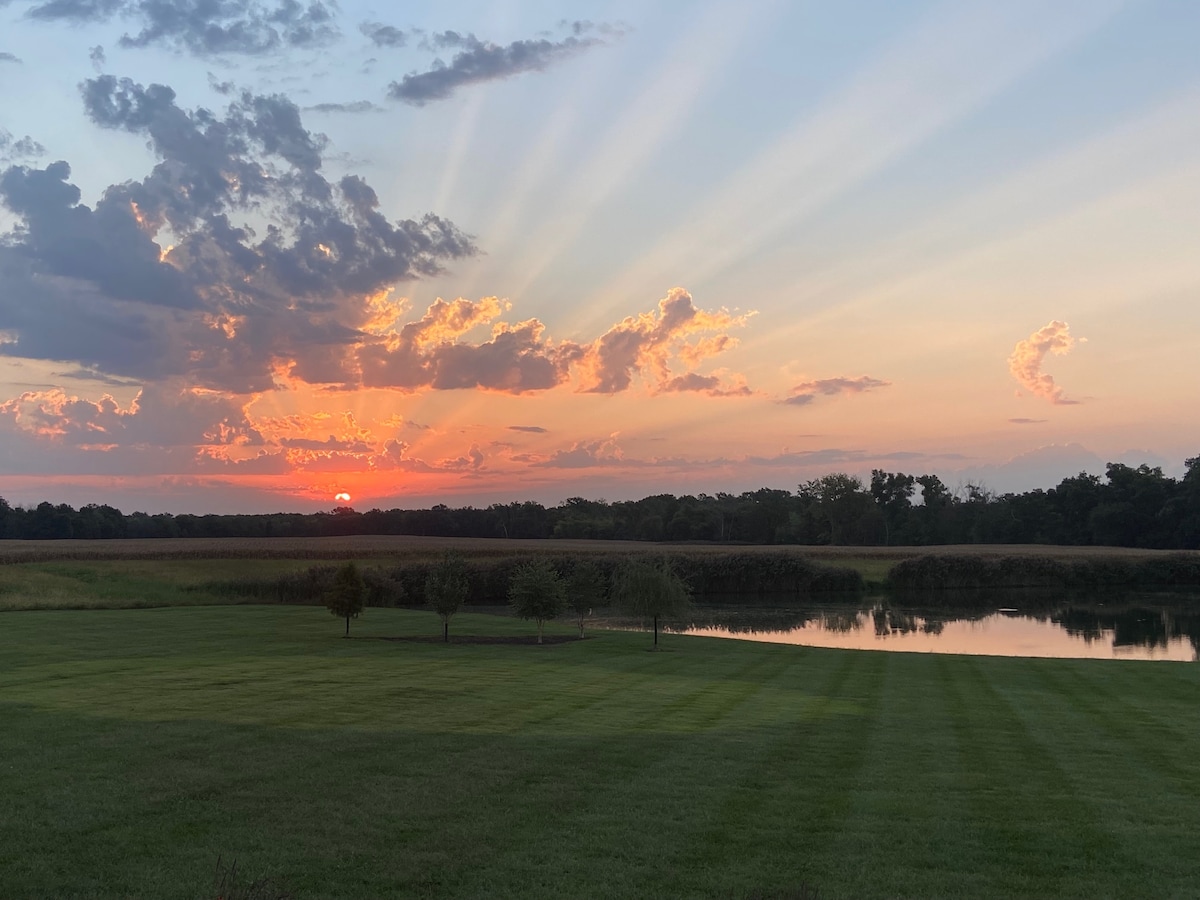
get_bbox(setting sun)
[334,492,351,502]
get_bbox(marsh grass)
[2,606,1199,899]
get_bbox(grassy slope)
[2,607,1199,899]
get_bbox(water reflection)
[598,594,1200,661]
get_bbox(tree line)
[2,456,1199,548]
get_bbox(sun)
[334,492,351,502]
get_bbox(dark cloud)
[21,0,339,56]
[303,100,379,114]
[0,51,22,63]
[784,375,891,406]
[0,76,475,393]
[508,425,547,434]
[388,24,615,106]
[0,131,46,162]
[53,367,144,387]
[25,0,124,21]
[359,20,407,48]
[659,372,752,397]
[89,44,105,69]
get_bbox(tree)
[425,553,469,642]
[324,562,366,637]
[566,559,607,638]
[507,559,567,643]
[611,558,691,649]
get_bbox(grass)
[2,605,1199,899]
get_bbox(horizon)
[2,1,1198,516]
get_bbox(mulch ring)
[357,634,588,645]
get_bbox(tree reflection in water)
[597,591,1200,660]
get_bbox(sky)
[0,0,1198,515]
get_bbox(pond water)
[595,595,1200,661]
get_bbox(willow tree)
[611,558,691,648]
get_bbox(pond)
[594,594,1200,661]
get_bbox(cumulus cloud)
[0,384,263,449]
[0,76,475,393]
[17,0,339,56]
[358,287,751,397]
[784,375,890,406]
[1007,320,1080,405]
[388,23,617,106]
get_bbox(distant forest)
[3,458,1200,549]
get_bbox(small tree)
[566,559,606,638]
[425,553,469,642]
[324,562,366,637]
[611,557,691,648]
[507,559,567,643]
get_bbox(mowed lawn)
[2,607,1199,899]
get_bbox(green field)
[2,605,1199,899]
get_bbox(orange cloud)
[1007,320,1080,405]
[358,286,752,396]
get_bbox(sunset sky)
[1,0,1198,514]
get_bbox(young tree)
[425,553,469,642]
[611,557,691,649]
[324,562,366,637]
[507,559,567,643]
[566,559,607,638]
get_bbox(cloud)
[784,375,890,406]
[1008,417,1047,425]
[387,24,615,106]
[89,44,105,69]
[359,287,751,397]
[370,438,485,473]
[0,76,475,393]
[659,372,753,397]
[0,384,263,450]
[0,130,45,162]
[508,425,547,434]
[579,287,752,394]
[1007,320,1080,405]
[303,100,379,115]
[360,21,407,48]
[19,0,339,56]
[0,51,21,63]
[530,434,628,469]
[522,436,964,473]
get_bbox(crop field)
[2,536,1193,599]
[2,604,1199,899]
